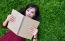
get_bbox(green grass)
[0,0,65,41]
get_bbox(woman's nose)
[28,13,31,15]
[28,12,31,15]
[29,14,30,15]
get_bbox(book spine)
[17,16,25,35]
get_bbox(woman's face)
[25,7,36,18]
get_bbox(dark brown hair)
[19,4,40,21]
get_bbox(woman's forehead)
[27,7,36,11]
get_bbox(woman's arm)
[3,15,14,27]
[33,28,38,41]
[3,18,9,27]
[33,33,38,41]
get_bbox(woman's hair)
[19,4,39,21]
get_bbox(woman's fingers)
[7,15,16,22]
[28,27,38,35]
[33,29,38,35]
[9,15,16,22]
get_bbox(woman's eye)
[31,11,34,14]
[27,9,29,12]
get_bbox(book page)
[18,16,40,39]
[7,9,24,34]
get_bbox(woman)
[2,4,39,41]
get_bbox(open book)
[7,9,40,39]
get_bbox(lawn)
[0,0,65,41]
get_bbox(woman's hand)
[27,26,38,41]
[3,14,15,26]
[28,26,38,35]
[6,14,15,22]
